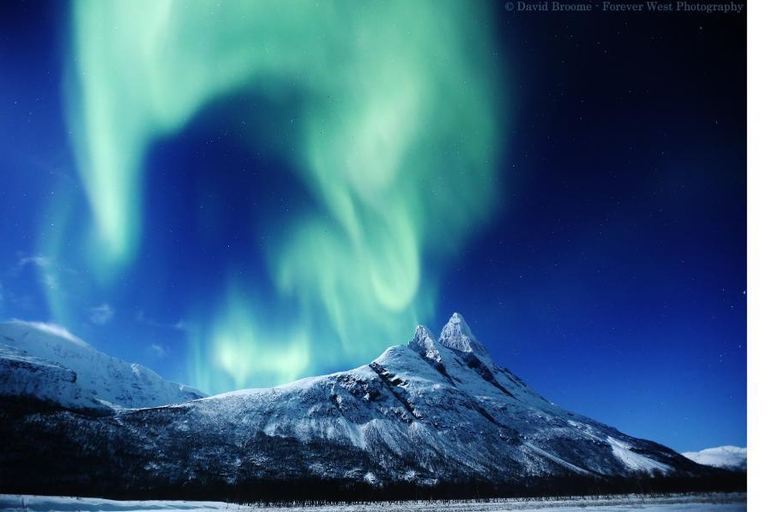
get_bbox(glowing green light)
[212,287,309,390]
[66,0,503,392]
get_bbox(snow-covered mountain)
[682,446,747,471]
[164,313,692,481]
[0,313,736,500]
[0,320,206,409]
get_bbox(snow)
[0,321,207,409]
[606,437,671,474]
[438,312,488,356]
[0,493,746,511]
[10,321,90,348]
[410,325,442,364]
[523,443,591,475]
[682,446,747,471]
[0,344,110,412]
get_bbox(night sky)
[0,0,745,453]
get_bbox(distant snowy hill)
[0,321,206,409]
[682,446,747,471]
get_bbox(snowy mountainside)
[0,321,206,409]
[0,343,111,413]
[682,446,747,471]
[172,313,693,481]
[1,313,736,500]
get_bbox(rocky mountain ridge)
[0,314,739,500]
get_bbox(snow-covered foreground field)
[0,493,746,511]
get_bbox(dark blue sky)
[0,1,745,453]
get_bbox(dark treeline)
[1,468,746,504]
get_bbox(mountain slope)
[0,321,206,409]
[0,314,730,500]
[682,446,747,471]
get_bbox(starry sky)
[0,1,745,453]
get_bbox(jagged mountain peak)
[438,312,488,356]
[412,324,436,342]
[408,324,437,350]
[407,324,443,368]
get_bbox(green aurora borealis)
[61,0,504,392]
